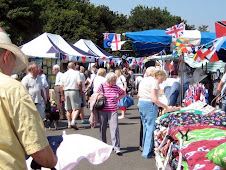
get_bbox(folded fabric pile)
[154,109,226,170]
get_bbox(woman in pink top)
[96,72,126,155]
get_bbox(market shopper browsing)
[138,69,174,159]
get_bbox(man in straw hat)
[0,31,57,169]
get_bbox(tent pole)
[180,54,184,106]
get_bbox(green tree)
[0,0,42,44]
[128,6,183,31]
[198,25,209,32]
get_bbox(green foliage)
[0,0,197,52]
[198,25,209,32]
[128,6,183,31]
[0,0,42,44]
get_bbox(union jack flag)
[165,23,185,38]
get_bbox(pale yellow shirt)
[0,72,49,170]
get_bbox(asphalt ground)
[45,97,157,170]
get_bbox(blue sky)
[89,0,225,32]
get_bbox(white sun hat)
[0,32,28,73]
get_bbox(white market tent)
[20,32,95,62]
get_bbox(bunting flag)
[192,37,226,62]
[82,56,86,63]
[89,56,92,61]
[209,52,219,62]
[134,59,137,64]
[103,33,115,48]
[205,37,226,62]
[165,23,185,38]
[173,39,188,55]
[76,56,80,61]
[193,48,204,62]
[193,46,210,61]
[101,56,106,60]
[110,34,126,51]
[109,59,114,66]
[62,54,67,60]
[124,62,128,67]
[143,59,148,63]
[168,60,174,71]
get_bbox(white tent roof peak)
[74,39,114,57]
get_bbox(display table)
[154,102,226,170]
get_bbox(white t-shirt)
[61,69,81,90]
[135,76,143,87]
[138,76,159,101]
[93,76,106,93]
[21,73,44,104]
[116,75,126,90]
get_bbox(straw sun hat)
[0,32,28,73]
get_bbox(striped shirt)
[97,83,125,112]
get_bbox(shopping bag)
[118,95,134,108]
[126,95,134,108]
[118,96,128,107]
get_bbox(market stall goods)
[154,102,226,170]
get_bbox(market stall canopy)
[74,39,115,57]
[20,32,93,59]
[127,53,225,72]
[125,29,226,58]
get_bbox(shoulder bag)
[95,84,106,110]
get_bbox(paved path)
[45,97,157,170]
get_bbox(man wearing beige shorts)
[60,62,83,129]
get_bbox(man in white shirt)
[21,63,47,119]
[52,64,66,120]
[60,62,82,129]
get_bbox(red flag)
[209,52,219,62]
[102,56,106,60]
[109,60,114,66]
[134,59,137,64]
[169,61,174,71]
[82,56,86,63]
[215,21,226,38]
[194,47,211,60]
